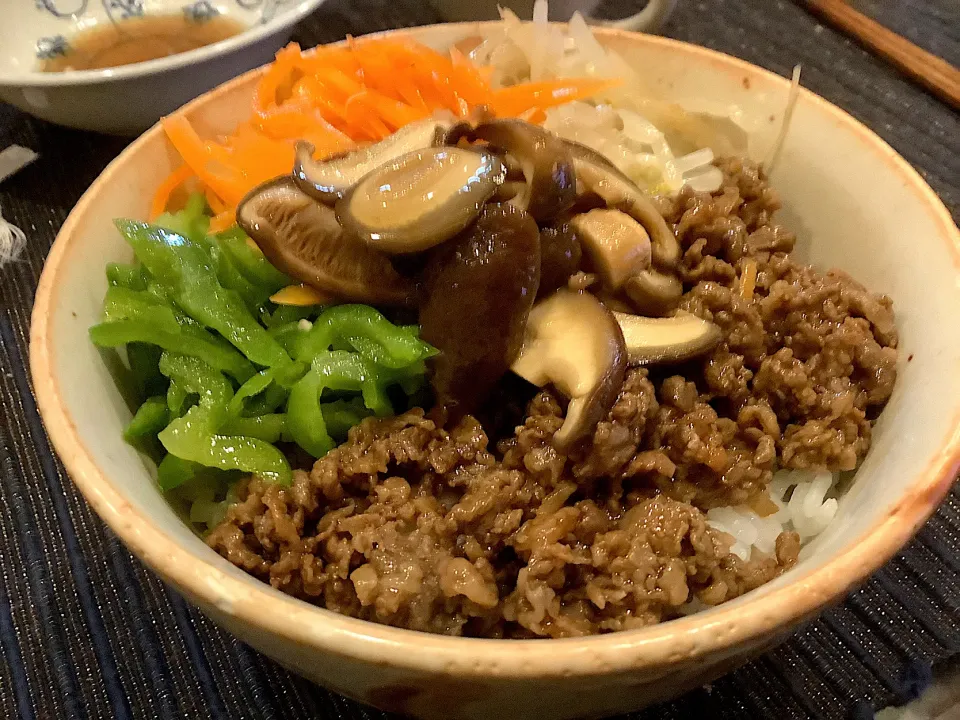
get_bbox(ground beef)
[207,158,896,638]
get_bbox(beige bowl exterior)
[30,23,960,720]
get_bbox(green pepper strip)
[292,305,436,369]
[244,384,289,417]
[157,454,203,492]
[153,192,210,245]
[322,398,371,441]
[217,229,291,291]
[124,396,169,442]
[286,351,393,458]
[166,377,194,418]
[126,342,166,400]
[222,414,286,443]
[157,353,291,485]
[215,248,273,312]
[261,304,316,329]
[227,369,276,418]
[117,220,291,369]
[106,262,147,290]
[90,288,254,382]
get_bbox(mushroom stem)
[623,269,684,317]
[569,151,681,271]
[613,311,721,365]
[571,209,652,291]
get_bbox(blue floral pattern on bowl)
[33,0,303,59]
[104,0,144,22]
[182,0,219,22]
[36,33,70,59]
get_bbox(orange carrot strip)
[270,284,336,306]
[253,43,303,114]
[350,45,428,109]
[293,76,356,131]
[491,78,623,117]
[521,107,547,125]
[349,90,429,130]
[448,47,494,106]
[372,40,461,113]
[149,164,193,220]
[161,116,246,206]
[740,259,758,301]
[204,188,227,215]
[209,210,236,234]
[312,67,366,102]
[344,93,392,140]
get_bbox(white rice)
[706,469,840,562]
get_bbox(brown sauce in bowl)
[40,15,245,72]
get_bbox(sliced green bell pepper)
[286,351,394,458]
[117,220,291,369]
[157,353,291,485]
[217,229,291,291]
[106,262,147,290]
[291,305,436,369]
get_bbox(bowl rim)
[0,0,323,87]
[30,22,960,680]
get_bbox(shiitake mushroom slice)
[237,178,415,306]
[571,208,652,292]
[470,119,578,222]
[419,203,541,421]
[512,289,627,451]
[294,118,448,202]
[336,147,506,255]
[538,221,583,299]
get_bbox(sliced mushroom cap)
[570,208,652,292]
[294,118,447,202]
[237,178,415,306]
[420,203,541,420]
[512,290,626,450]
[470,119,577,222]
[337,147,506,255]
[538,222,583,299]
[623,268,684,317]
[572,153,681,271]
[613,311,722,365]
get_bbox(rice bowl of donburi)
[30,12,960,720]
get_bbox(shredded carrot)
[204,188,227,216]
[740,259,758,301]
[209,210,236,234]
[270,284,336,306]
[159,38,621,223]
[149,164,194,220]
[490,77,623,117]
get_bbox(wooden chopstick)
[801,0,960,109]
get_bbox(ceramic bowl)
[30,23,960,720]
[0,0,324,134]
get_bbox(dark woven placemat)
[1,1,958,719]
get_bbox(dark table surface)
[1,1,958,719]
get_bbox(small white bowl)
[0,0,325,135]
